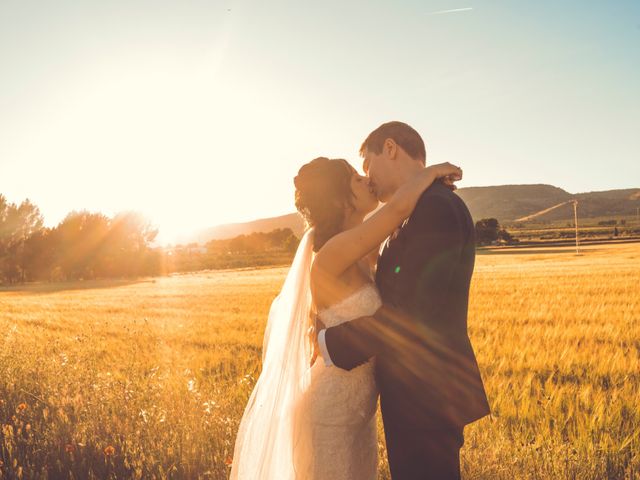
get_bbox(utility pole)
[514,199,582,255]
[573,200,580,255]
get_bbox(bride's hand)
[390,162,463,217]
[425,162,463,183]
[406,162,462,193]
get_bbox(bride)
[230,157,461,479]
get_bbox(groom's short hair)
[360,121,426,164]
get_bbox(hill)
[186,185,640,243]
[456,184,573,222]
[191,213,305,244]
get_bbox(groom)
[316,121,490,480]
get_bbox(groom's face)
[362,147,394,203]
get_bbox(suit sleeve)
[323,305,403,370]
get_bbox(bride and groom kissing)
[231,121,490,480]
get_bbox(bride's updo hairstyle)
[294,157,356,252]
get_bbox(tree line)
[474,218,517,245]
[0,195,161,284]
[1,192,515,286]
[0,195,302,285]
[166,229,300,273]
[205,228,300,254]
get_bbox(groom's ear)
[384,138,397,160]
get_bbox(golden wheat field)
[1,242,639,479]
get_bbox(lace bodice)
[318,283,382,328]
[296,281,381,479]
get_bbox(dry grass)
[1,244,639,479]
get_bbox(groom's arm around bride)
[319,182,490,427]
[318,181,491,478]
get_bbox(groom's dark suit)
[322,182,490,479]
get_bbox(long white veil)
[230,228,315,479]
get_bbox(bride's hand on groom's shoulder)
[438,176,458,191]
[428,162,462,191]
[392,161,463,215]
[427,162,462,182]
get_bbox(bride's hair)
[294,157,356,252]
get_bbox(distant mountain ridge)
[458,185,639,222]
[457,184,572,223]
[191,213,306,244]
[186,184,640,244]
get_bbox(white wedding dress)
[230,230,381,480]
[294,283,382,480]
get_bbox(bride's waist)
[302,360,378,424]
[308,358,376,389]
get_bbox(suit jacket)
[324,182,491,429]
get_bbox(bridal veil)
[230,228,315,479]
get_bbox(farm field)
[1,243,639,479]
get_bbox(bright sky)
[1,0,639,244]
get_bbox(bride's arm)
[365,246,379,275]
[320,192,466,371]
[312,163,461,279]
